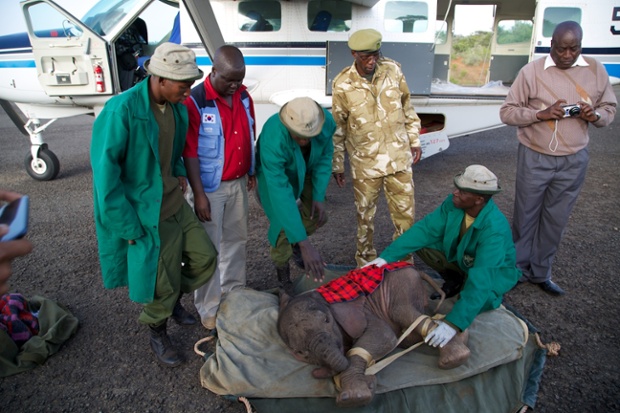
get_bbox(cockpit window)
[307,1,351,32]
[384,1,429,33]
[238,1,281,32]
[81,0,142,36]
[26,2,83,39]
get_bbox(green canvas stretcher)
[199,269,545,413]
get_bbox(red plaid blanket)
[0,293,39,347]
[317,261,412,303]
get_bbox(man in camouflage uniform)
[332,28,422,267]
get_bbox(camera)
[562,104,581,118]
[0,196,29,241]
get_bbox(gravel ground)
[0,87,619,412]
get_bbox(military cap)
[348,29,382,52]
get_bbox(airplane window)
[81,0,142,36]
[497,20,533,45]
[131,1,179,47]
[542,7,582,37]
[26,3,83,38]
[384,1,428,33]
[308,1,351,32]
[238,1,281,32]
[114,1,179,91]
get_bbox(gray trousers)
[185,177,248,323]
[512,143,589,283]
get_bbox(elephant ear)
[330,296,368,339]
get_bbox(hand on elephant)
[298,239,325,282]
[425,320,457,348]
[362,257,387,268]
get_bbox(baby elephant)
[277,264,470,407]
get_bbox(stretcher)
[199,268,545,413]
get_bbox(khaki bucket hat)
[144,42,203,82]
[279,97,325,138]
[454,165,502,195]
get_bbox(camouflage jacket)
[331,58,421,179]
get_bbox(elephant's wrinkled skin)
[277,266,470,407]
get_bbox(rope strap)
[193,335,215,357]
[333,346,376,391]
[366,314,440,375]
[347,347,376,367]
[237,397,256,413]
[535,332,561,356]
[334,314,446,388]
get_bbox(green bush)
[452,31,492,65]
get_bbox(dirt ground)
[0,88,619,412]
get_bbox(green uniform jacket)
[256,108,336,246]
[90,77,188,304]
[380,195,520,331]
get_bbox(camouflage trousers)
[353,170,415,267]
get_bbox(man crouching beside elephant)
[368,164,521,348]
[277,165,520,407]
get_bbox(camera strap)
[549,120,559,153]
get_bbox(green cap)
[348,29,382,52]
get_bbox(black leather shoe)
[535,280,565,296]
[171,297,197,326]
[149,322,183,367]
[291,243,305,269]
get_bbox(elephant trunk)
[309,333,349,373]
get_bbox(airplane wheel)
[24,145,60,181]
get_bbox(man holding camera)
[500,21,616,296]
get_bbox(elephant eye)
[324,315,330,323]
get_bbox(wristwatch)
[594,111,601,122]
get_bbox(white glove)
[425,321,457,348]
[362,257,387,268]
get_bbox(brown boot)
[148,321,183,367]
[171,294,197,326]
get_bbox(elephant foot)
[336,374,377,407]
[438,330,470,370]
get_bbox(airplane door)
[21,0,113,96]
[489,19,533,84]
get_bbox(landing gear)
[23,117,60,181]
[24,144,60,181]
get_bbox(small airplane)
[0,0,618,180]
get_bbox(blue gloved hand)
[425,320,457,348]
[362,257,387,268]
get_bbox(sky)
[2,0,98,35]
[453,5,496,36]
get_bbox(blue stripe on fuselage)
[196,55,326,66]
[0,32,31,50]
[604,63,620,78]
[0,60,35,68]
[534,46,620,55]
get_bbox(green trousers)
[139,202,217,325]
[416,247,466,283]
[270,174,326,267]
